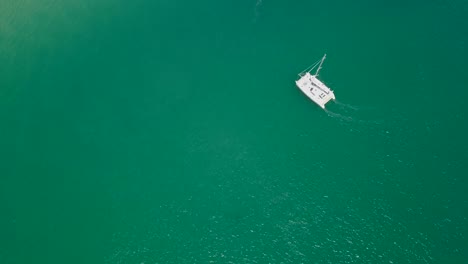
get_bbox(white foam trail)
[334,100,361,111]
[325,104,385,127]
[256,0,263,8]
[325,109,355,122]
[254,0,263,22]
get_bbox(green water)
[1,0,467,263]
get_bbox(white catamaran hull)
[296,72,335,109]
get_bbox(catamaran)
[295,54,335,109]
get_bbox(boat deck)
[295,72,335,109]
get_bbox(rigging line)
[299,59,321,75]
[300,60,319,74]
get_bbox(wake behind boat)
[295,54,335,109]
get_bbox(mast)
[314,54,326,76]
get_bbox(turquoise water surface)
[1,0,467,263]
